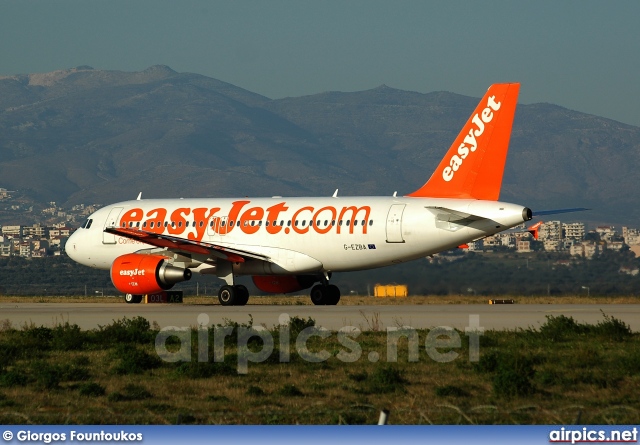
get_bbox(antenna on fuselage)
[333,189,339,198]
[136,192,142,200]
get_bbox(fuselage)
[67,195,529,275]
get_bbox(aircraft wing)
[532,207,589,217]
[104,227,270,263]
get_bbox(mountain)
[1,66,639,224]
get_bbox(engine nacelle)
[111,253,192,295]
[252,275,316,294]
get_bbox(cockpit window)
[81,219,93,229]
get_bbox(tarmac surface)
[0,303,638,331]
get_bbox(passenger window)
[353,220,358,226]
[369,220,373,226]
[346,220,350,226]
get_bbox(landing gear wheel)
[310,284,341,305]
[234,285,249,306]
[310,285,326,305]
[326,285,341,305]
[125,294,142,304]
[218,285,236,306]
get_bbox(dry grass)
[0,315,638,424]
[0,294,638,305]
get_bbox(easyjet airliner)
[67,83,539,305]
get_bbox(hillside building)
[563,222,585,240]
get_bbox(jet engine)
[111,253,192,295]
[252,275,316,294]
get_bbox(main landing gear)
[310,284,341,305]
[218,284,250,306]
[125,293,143,304]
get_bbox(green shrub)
[72,355,91,367]
[474,350,499,373]
[108,384,153,401]
[96,317,154,345]
[0,370,28,387]
[173,361,233,379]
[31,361,60,390]
[349,365,407,394]
[28,361,90,389]
[22,326,53,343]
[176,413,197,424]
[78,382,106,397]
[593,312,633,342]
[538,315,587,341]
[287,316,316,339]
[246,385,265,396]
[278,384,304,397]
[347,371,368,382]
[0,392,16,408]
[435,385,469,397]
[111,345,162,375]
[211,316,254,347]
[51,323,88,351]
[492,353,536,398]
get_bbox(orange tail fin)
[407,83,520,200]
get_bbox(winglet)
[407,83,520,201]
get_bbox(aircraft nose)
[65,229,83,264]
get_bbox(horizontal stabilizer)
[426,206,490,232]
[527,221,543,240]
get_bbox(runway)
[0,303,638,331]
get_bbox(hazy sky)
[1,1,639,126]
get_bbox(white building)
[563,222,585,241]
[539,221,562,241]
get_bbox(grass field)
[0,313,638,425]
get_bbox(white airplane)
[67,83,537,305]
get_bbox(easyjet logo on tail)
[442,95,502,182]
